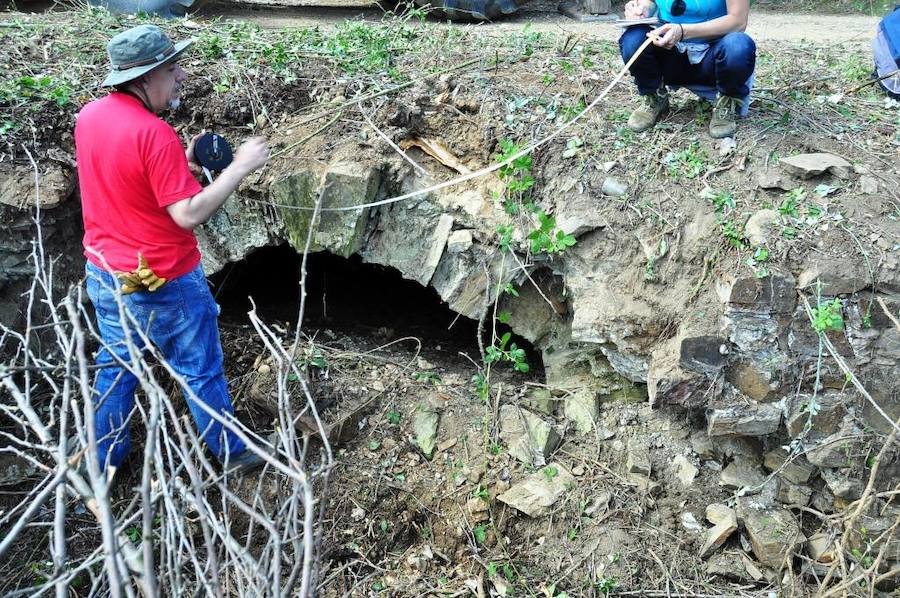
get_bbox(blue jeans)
[85,261,246,469]
[619,27,756,97]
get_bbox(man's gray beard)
[168,98,181,110]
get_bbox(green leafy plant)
[811,298,844,333]
[526,212,576,254]
[473,523,488,544]
[667,142,707,179]
[485,332,529,373]
[542,465,559,481]
[386,410,401,425]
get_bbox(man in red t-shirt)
[76,24,270,474]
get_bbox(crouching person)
[620,0,756,138]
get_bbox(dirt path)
[205,1,880,45]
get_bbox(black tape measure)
[193,133,233,172]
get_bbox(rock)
[648,350,714,409]
[674,454,699,487]
[706,552,756,582]
[366,200,453,286]
[0,162,75,209]
[499,269,565,346]
[679,336,728,375]
[413,405,440,459]
[497,463,575,517]
[859,175,879,195]
[723,272,796,314]
[807,533,837,563]
[498,405,561,467]
[431,244,507,319]
[763,448,815,485]
[691,432,717,460]
[626,442,652,477]
[601,177,628,197]
[785,391,848,438]
[700,504,738,557]
[756,169,793,191]
[522,387,555,415]
[780,153,852,179]
[351,506,366,521]
[627,473,661,495]
[446,229,473,253]
[707,402,782,437]
[681,512,704,533]
[744,209,780,246]
[820,468,863,500]
[0,453,37,486]
[737,502,806,569]
[466,496,490,523]
[804,422,862,468]
[563,388,599,434]
[707,503,736,525]
[275,163,380,258]
[725,358,785,402]
[797,258,870,296]
[776,479,812,506]
[437,437,457,453]
[720,458,767,490]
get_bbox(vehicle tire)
[411,0,532,21]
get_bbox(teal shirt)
[656,0,727,24]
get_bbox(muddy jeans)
[619,26,757,97]
[85,261,246,469]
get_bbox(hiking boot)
[709,95,742,138]
[223,434,278,475]
[627,90,670,132]
[224,449,268,475]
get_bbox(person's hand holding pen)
[649,23,685,49]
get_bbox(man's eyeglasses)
[670,0,686,16]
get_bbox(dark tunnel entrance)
[208,244,543,373]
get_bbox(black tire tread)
[411,0,531,21]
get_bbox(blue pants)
[619,26,756,97]
[85,261,246,469]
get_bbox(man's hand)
[231,137,270,176]
[624,0,656,19]
[649,23,682,49]
[185,132,205,176]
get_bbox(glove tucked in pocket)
[116,253,167,294]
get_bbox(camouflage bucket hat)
[101,24,192,88]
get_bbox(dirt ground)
[1,2,899,597]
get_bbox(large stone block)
[197,195,277,275]
[804,422,863,468]
[361,184,454,286]
[763,448,815,485]
[707,401,782,438]
[431,244,509,320]
[273,163,379,258]
[679,335,729,375]
[785,391,848,438]
[722,272,796,314]
[797,257,870,296]
[737,501,806,568]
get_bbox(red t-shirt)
[76,92,202,280]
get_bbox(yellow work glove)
[116,253,167,294]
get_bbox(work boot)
[709,95,742,138]
[627,90,669,133]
